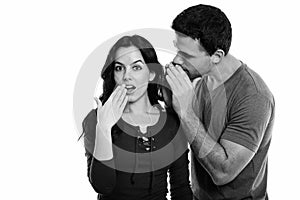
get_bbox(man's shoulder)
[228,64,274,103]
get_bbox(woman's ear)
[211,49,225,64]
[149,71,156,81]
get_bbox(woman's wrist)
[96,122,112,134]
[93,123,113,160]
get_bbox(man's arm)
[165,64,272,186]
[181,111,254,185]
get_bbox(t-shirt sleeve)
[221,93,273,152]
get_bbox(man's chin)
[191,74,202,80]
[187,70,203,81]
[186,73,197,81]
[182,70,192,80]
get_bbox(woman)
[80,35,192,200]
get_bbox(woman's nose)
[123,68,132,81]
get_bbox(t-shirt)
[83,106,193,200]
[191,64,275,200]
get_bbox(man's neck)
[206,54,241,91]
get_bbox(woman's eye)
[132,65,142,70]
[114,65,123,71]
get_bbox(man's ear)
[149,71,156,81]
[211,49,225,64]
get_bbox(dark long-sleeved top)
[83,106,192,200]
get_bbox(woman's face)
[113,46,155,103]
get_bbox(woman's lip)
[126,88,135,94]
[125,85,136,94]
[125,85,136,89]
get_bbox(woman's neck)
[122,95,160,133]
[124,95,154,115]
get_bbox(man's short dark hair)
[172,4,232,56]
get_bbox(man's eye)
[132,65,142,70]
[179,51,192,58]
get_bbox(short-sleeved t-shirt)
[191,64,275,200]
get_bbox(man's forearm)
[180,111,231,185]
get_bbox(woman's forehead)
[115,46,145,64]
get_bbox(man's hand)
[165,63,195,118]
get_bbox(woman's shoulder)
[82,109,97,152]
[155,104,181,135]
[82,109,98,137]
[83,109,97,126]
[163,106,180,124]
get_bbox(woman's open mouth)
[125,85,136,94]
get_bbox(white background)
[1,0,299,199]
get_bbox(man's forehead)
[175,33,206,53]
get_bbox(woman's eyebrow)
[115,60,144,66]
[114,61,124,66]
[131,60,144,65]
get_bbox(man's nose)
[173,54,184,65]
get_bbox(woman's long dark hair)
[79,35,172,141]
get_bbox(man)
[165,4,275,200]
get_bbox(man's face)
[173,33,212,80]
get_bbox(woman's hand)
[94,84,128,131]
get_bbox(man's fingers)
[176,66,193,87]
[167,64,191,89]
[169,64,181,76]
[166,68,181,90]
[166,74,178,92]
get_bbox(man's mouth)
[182,68,190,75]
[171,62,190,77]
[179,67,191,78]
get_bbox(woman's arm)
[165,109,192,200]
[86,151,116,194]
[84,85,128,194]
[83,109,116,194]
[169,150,193,200]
